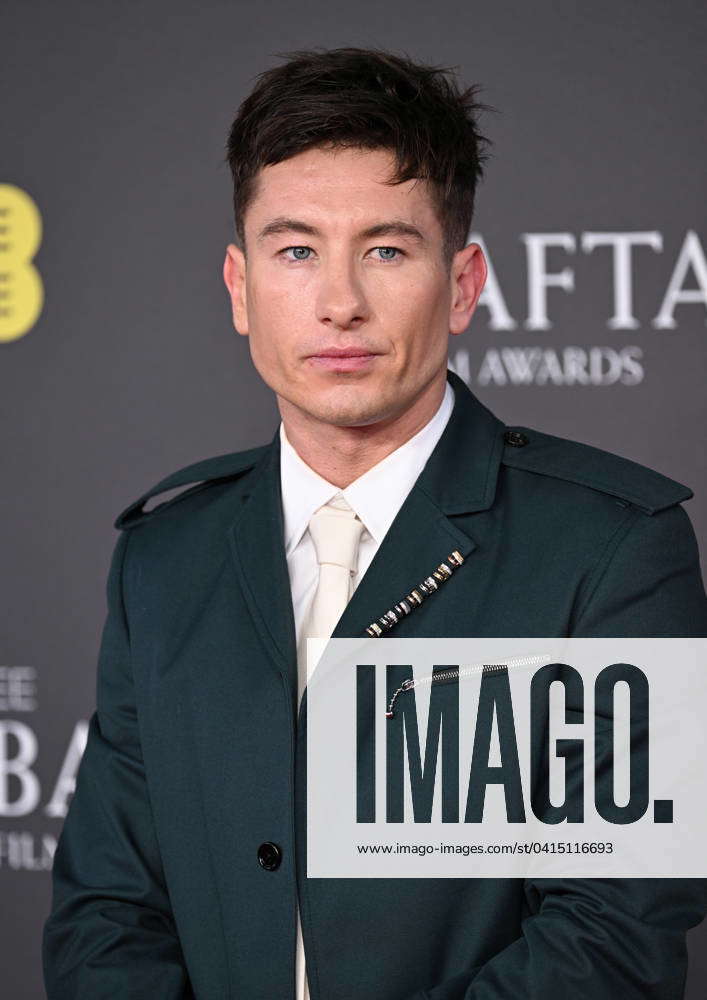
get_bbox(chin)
[282,373,398,427]
[319,399,397,428]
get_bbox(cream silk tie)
[296,493,365,1000]
[296,493,366,703]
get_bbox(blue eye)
[281,246,312,261]
[375,247,401,260]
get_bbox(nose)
[315,257,369,330]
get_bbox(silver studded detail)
[365,550,466,638]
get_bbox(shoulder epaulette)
[114,445,268,530]
[500,426,693,515]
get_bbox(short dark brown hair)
[225,47,492,270]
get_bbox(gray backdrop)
[2,1,706,997]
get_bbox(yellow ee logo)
[0,184,44,343]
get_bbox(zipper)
[385,653,550,718]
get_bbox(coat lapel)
[330,369,506,642]
[228,433,298,691]
[227,370,507,711]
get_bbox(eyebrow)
[256,217,428,245]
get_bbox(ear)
[448,243,487,336]
[223,243,249,335]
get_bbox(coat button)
[257,841,282,871]
[504,429,529,448]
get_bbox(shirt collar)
[279,379,455,556]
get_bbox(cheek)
[251,270,310,323]
[377,267,446,308]
[376,275,448,333]
[247,277,299,350]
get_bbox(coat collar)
[412,369,505,515]
[227,370,506,709]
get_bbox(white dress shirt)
[278,378,454,1000]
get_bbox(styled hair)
[225,46,492,270]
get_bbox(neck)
[280,373,447,488]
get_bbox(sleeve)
[405,501,707,1000]
[42,531,195,999]
[571,501,707,638]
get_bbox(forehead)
[246,146,440,229]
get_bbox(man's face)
[223,145,485,428]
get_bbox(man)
[43,47,707,999]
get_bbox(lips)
[309,347,378,358]
[307,348,380,371]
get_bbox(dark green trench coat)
[43,370,707,999]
